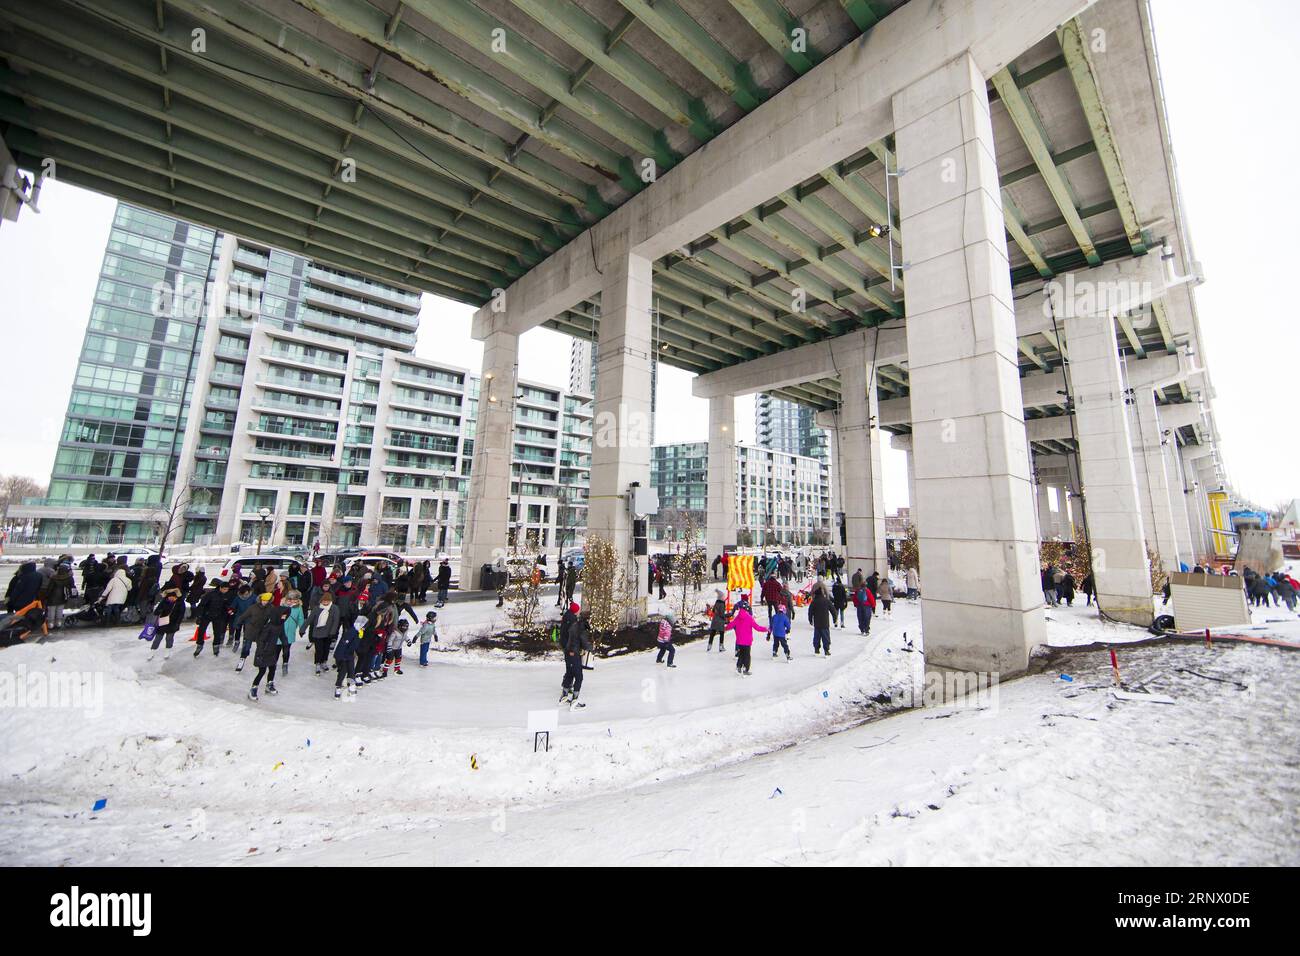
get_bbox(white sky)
[0,0,1294,509]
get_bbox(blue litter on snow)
[821,690,829,698]
[92,798,107,812]
[1059,674,1074,682]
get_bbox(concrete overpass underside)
[0,0,1232,677]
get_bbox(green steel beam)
[772,188,901,295]
[741,206,901,315]
[169,0,591,209]
[4,9,562,254]
[1001,192,1053,277]
[5,127,492,299]
[66,0,582,236]
[990,66,1101,266]
[20,155,481,304]
[1057,20,1146,254]
[1115,311,1147,358]
[400,0,672,165]
[289,0,626,176]
[838,0,882,32]
[728,0,820,75]
[508,0,718,142]
[0,76,515,284]
[0,33,539,270]
[1017,339,1051,372]
[0,95,503,293]
[614,0,766,111]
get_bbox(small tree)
[151,483,195,552]
[502,551,544,634]
[670,512,706,626]
[900,522,920,571]
[1147,544,1167,596]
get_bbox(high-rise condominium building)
[755,393,829,464]
[18,203,593,552]
[650,441,832,547]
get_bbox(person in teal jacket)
[280,589,305,675]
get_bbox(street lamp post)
[256,506,272,555]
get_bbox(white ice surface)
[2,579,1297,866]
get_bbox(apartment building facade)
[650,441,832,547]
[755,393,829,464]
[19,204,593,553]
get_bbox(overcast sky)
[0,0,1294,509]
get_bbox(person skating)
[761,572,783,623]
[382,619,409,676]
[279,590,304,675]
[248,598,292,701]
[232,592,276,673]
[724,599,767,676]
[706,589,728,651]
[769,603,792,660]
[332,618,360,699]
[852,579,876,635]
[808,583,832,656]
[830,576,848,629]
[655,612,677,667]
[435,558,452,607]
[564,561,579,606]
[227,584,256,651]
[560,607,592,708]
[146,587,186,661]
[192,579,234,657]
[412,611,439,666]
[304,588,341,675]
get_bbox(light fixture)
[866,223,890,240]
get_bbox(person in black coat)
[435,559,452,607]
[192,580,234,657]
[560,612,592,706]
[248,601,291,700]
[333,621,360,698]
[147,588,186,659]
[831,576,848,628]
[5,561,43,612]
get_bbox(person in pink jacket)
[725,599,767,676]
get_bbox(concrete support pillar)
[1036,482,1054,543]
[1059,490,1076,542]
[893,52,1045,677]
[1164,441,1194,570]
[587,249,655,617]
[905,449,917,522]
[459,328,519,588]
[1181,446,1211,560]
[1128,387,1181,571]
[834,345,887,575]
[1062,310,1152,625]
[706,394,737,562]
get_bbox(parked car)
[214,554,305,580]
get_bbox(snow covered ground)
[1,579,1297,866]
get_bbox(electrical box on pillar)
[629,482,658,557]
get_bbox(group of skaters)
[121,554,453,702]
[658,563,906,679]
[1240,566,1299,611]
[1040,564,1096,607]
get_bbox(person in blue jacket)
[769,603,792,660]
